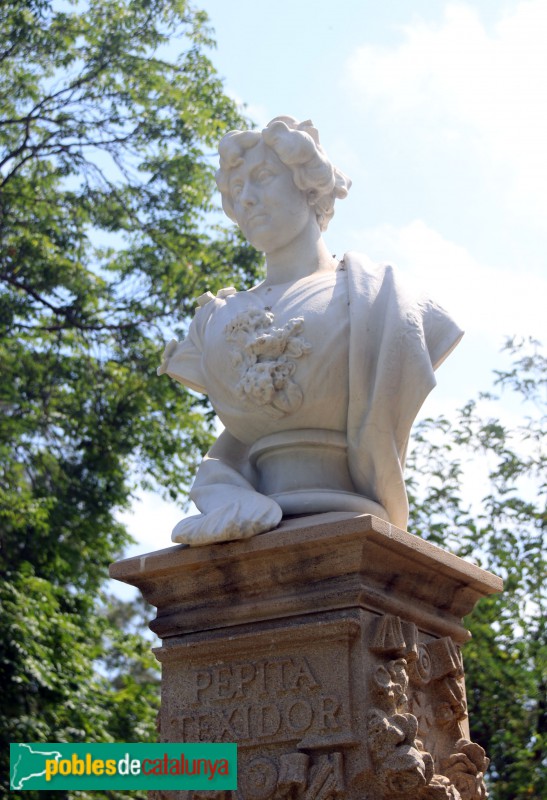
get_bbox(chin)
[246,233,274,253]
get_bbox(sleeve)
[157,298,214,395]
[421,297,464,371]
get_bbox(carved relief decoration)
[190,793,232,800]
[441,740,490,800]
[367,614,489,800]
[224,309,312,417]
[190,751,344,800]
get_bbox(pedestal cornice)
[109,512,501,642]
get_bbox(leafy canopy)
[1,4,544,800]
[407,338,546,800]
[0,1,261,797]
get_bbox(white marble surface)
[159,117,463,545]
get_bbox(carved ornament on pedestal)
[367,613,489,800]
[187,751,344,800]
[111,510,502,800]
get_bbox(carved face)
[228,141,315,255]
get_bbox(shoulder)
[343,251,401,302]
[194,285,238,314]
[344,252,463,368]
[343,251,399,280]
[189,285,242,333]
[157,286,240,387]
[196,286,238,308]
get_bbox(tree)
[2,5,543,800]
[407,338,546,800]
[0,1,262,796]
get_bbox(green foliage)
[407,338,546,800]
[2,4,543,800]
[0,1,262,797]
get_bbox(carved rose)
[225,307,272,339]
[442,739,489,800]
[225,310,311,416]
[240,362,277,405]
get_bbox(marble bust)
[158,116,463,546]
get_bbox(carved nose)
[241,184,257,207]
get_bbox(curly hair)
[215,116,351,232]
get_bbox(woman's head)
[216,116,351,232]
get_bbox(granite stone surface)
[111,514,501,800]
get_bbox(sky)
[115,0,547,583]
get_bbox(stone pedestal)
[110,513,502,800]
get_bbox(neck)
[263,223,336,285]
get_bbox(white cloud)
[345,1,547,222]
[356,219,547,343]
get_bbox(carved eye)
[257,169,273,183]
